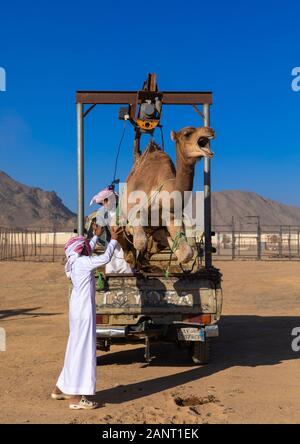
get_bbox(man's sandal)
[51,392,73,400]
[69,395,99,410]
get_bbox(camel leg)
[124,250,136,269]
[167,223,193,264]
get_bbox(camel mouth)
[188,147,214,159]
[194,136,214,158]
[197,136,211,147]
[202,148,214,158]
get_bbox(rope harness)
[164,231,186,278]
[115,178,197,275]
[115,178,176,241]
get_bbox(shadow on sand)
[0,307,62,320]
[95,315,300,405]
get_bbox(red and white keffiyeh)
[64,236,92,277]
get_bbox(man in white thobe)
[51,227,119,410]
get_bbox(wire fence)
[0,227,74,262]
[1,223,300,263]
[212,223,300,260]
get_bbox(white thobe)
[105,243,132,274]
[57,236,117,395]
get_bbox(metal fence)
[1,224,300,263]
[0,227,74,262]
[212,223,300,260]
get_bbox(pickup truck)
[94,266,222,365]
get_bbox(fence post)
[257,217,262,260]
[22,231,25,261]
[4,228,7,260]
[9,230,12,259]
[18,231,21,259]
[0,228,2,260]
[288,226,291,260]
[13,230,15,259]
[216,232,220,256]
[232,216,235,260]
[279,225,283,257]
[0,227,2,260]
[52,229,56,262]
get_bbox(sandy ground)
[0,260,300,424]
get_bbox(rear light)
[183,314,211,325]
[96,314,109,324]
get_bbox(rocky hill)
[212,190,300,227]
[0,171,76,230]
[1,171,299,231]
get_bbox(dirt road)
[0,260,300,424]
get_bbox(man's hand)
[110,226,122,241]
[93,223,103,237]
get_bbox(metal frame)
[76,91,212,106]
[76,86,213,268]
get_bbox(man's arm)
[86,225,121,271]
[89,235,98,252]
[89,224,104,252]
[86,240,118,271]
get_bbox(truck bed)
[95,268,222,325]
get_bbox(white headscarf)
[89,187,118,206]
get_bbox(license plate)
[177,327,203,341]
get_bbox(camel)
[120,125,215,268]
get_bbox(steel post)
[203,104,212,269]
[257,217,262,260]
[232,216,236,260]
[77,102,84,235]
[279,225,283,257]
[288,225,291,260]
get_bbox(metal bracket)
[192,104,205,121]
[83,104,97,118]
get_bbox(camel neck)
[175,155,195,191]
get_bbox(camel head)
[171,126,215,165]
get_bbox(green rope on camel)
[165,231,186,278]
[125,178,176,228]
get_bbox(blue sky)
[0,0,299,214]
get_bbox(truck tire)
[189,340,210,365]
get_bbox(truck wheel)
[189,340,210,365]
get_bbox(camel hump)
[127,140,174,181]
[131,139,165,166]
[146,140,161,153]
[140,140,164,162]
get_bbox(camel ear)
[170,130,177,142]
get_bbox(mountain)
[0,171,76,230]
[1,171,299,231]
[212,190,300,228]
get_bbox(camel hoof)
[175,244,193,264]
